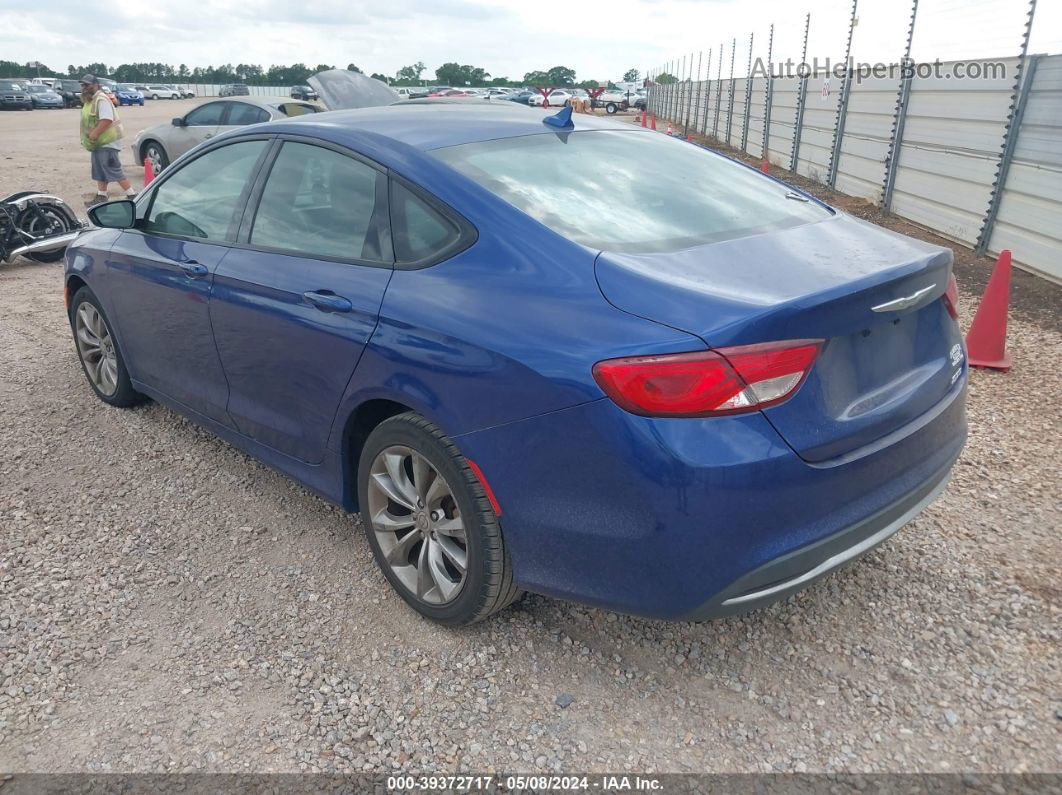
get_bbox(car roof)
[273,103,639,151]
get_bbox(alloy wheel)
[74,302,119,396]
[144,145,165,173]
[366,445,468,605]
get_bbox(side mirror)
[88,199,136,229]
[171,117,186,127]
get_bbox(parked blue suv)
[65,105,967,625]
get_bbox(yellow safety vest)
[80,91,124,151]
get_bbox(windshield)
[28,85,50,93]
[1,82,23,90]
[432,130,832,253]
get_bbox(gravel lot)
[1,101,1060,775]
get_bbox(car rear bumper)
[681,457,955,619]
[456,377,967,619]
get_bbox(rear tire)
[357,413,521,626]
[69,287,145,408]
[18,204,77,263]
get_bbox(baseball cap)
[79,74,99,85]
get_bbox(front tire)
[142,141,169,172]
[69,287,145,408]
[358,413,520,626]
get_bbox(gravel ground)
[0,103,1060,775]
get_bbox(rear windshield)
[431,130,832,253]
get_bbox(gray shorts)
[90,148,126,182]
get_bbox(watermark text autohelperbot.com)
[751,57,1007,83]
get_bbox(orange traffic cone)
[666,122,673,136]
[760,159,770,174]
[650,115,657,131]
[143,157,155,187]
[965,249,1013,371]
[641,110,647,128]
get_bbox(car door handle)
[302,290,352,313]
[177,260,208,277]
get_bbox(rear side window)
[390,182,462,264]
[278,103,320,117]
[249,142,384,262]
[143,141,266,240]
[227,103,269,125]
[432,129,832,254]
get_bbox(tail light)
[942,273,959,319]
[592,340,823,418]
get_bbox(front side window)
[249,142,384,261]
[226,102,270,125]
[185,102,226,126]
[143,140,266,240]
[432,130,832,254]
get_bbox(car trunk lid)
[594,213,964,463]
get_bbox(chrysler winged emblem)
[871,284,936,313]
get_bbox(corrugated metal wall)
[987,55,1062,282]
[888,57,1020,248]
[833,75,896,201]
[647,54,1062,283]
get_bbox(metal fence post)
[663,62,670,119]
[881,0,919,210]
[683,52,694,135]
[726,38,737,144]
[790,13,811,171]
[762,23,775,160]
[701,48,713,134]
[975,0,1039,253]
[671,59,679,120]
[677,55,686,121]
[827,0,858,188]
[685,52,692,128]
[713,42,724,138]
[741,32,755,152]
[689,51,702,136]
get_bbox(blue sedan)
[65,104,967,625]
[115,85,145,106]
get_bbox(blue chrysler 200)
[65,103,967,625]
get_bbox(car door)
[104,138,271,426]
[209,138,393,464]
[213,101,271,137]
[168,101,227,160]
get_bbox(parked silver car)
[132,97,323,172]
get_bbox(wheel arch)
[65,274,89,317]
[339,398,417,510]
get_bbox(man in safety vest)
[79,74,136,207]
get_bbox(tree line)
[2,59,643,89]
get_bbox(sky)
[6,0,1061,83]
